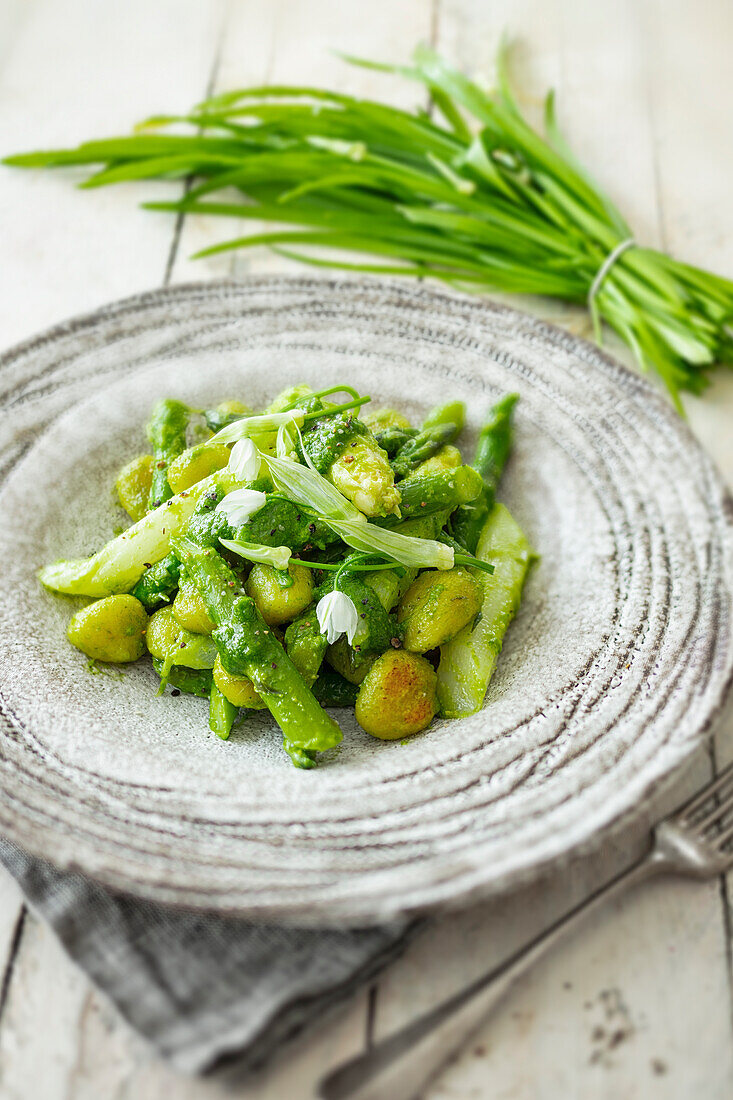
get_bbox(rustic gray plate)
[0,277,731,924]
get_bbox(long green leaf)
[5,42,732,404]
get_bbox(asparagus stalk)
[451,394,518,554]
[437,503,533,718]
[39,473,220,596]
[421,401,466,435]
[396,465,483,517]
[146,399,190,509]
[391,422,459,480]
[151,658,212,698]
[173,535,342,762]
[208,681,239,739]
[132,552,181,610]
[284,610,329,686]
[372,425,416,457]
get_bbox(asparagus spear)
[131,552,181,610]
[146,399,190,510]
[173,535,342,764]
[284,610,329,686]
[437,503,533,718]
[384,401,463,479]
[151,658,212,698]
[132,474,235,609]
[450,394,518,555]
[39,473,222,596]
[372,425,416,457]
[208,681,239,740]
[422,401,466,435]
[369,468,481,528]
[391,422,459,480]
[396,466,482,517]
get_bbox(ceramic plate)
[0,277,731,924]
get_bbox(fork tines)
[679,759,733,845]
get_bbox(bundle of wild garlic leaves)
[5,45,733,407]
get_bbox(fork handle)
[319,853,663,1100]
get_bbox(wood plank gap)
[430,0,440,49]
[224,1,278,279]
[163,0,232,285]
[0,904,27,1025]
[718,877,733,1011]
[711,734,733,1029]
[640,5,669,254]
[365,983,378,1049]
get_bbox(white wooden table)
[1,2,732,1097]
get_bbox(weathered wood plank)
[0,876,25,1020]
[0,0,226,346]
[648,0,733,469]
[0,914,90,1100]
[426,873,732,1100]
[645,0,733,1073]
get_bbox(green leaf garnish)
[219,538,292,571]
[8,42,730,403]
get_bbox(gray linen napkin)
[0,839,416,1076]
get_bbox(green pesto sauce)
[299,413,368,473]
[130,552,181,609]
[214,598,298,695]
[285,613,328,684]
[239,496,333,551]
[312,668,359,707]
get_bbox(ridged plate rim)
[0,275,731,925]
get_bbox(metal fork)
[319,759,733,1100]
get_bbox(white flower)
[215,488,267,527]
[276,421,297,460]
[228,438,261,482]
[316,589,359,646]
[210,409,305,445]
